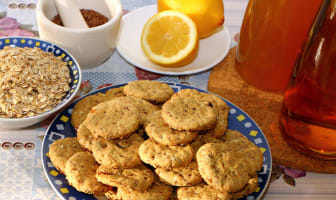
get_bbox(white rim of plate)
[116,4,231,76]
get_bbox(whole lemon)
[158,0,225,38]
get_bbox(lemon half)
[141,10,198,67]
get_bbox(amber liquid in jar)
[236,0,322,92]
[280,0,336,160]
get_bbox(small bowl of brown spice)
[36,0,123,69]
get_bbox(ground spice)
[51,9,109,28]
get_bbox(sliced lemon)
[141,10,198,67]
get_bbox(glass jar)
[236,0,322,92]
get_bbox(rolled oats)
[0,46,71,118]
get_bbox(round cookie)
[76,120,94,151]
[145,116,198,146]
[172,89,230,137]
[85,97,141,139]
[92,134,144,168]
[124,80,174,103]
[71,93,106,129]
[190,134,223,155]
[177,184,231,200]
[196,143,251,192]
[155,161,202,186]
[49,137,84,174]
[96,164,154,192]
[172,89,229,111]
[219,129,264,176]
[130,97,161,125]
[139,139,194,168]
[161,96,217,131]
[117,180,173,200]
[65,152,111,194]
[232,176,258,200]
[206,107,229,138]
[105,87,125,99]
[219,129,249,142]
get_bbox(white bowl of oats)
[0,37,81,129]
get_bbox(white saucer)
[116,5,231,75]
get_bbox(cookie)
[143,110,161,127]
[177,184,231,200]
[85,97,141,139]
[105,189,122,200]
[124,80,174,103]
[117,180,173,200]
[219,129,264,176]
[232,176,258,200]
[96,164,154,192]
[206,107,229,138]
[172,89,229,111]
[139,139,193,168]
[190,134,223,155]
[172,89,230,137]
[49,137,84,174]
[71,93,106,129]
[196,143,251,192]
[65,152,111,194]
[92,134,144,168]
[145,115,198,146]
[76,120,94,151]
[105,87,125,99]
[155,161,202,186]
[130,97,161,125]
[161,96,217,131]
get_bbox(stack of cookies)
[48,80,264,200]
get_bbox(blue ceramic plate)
[0,37,81,119]
[42,82,272,200]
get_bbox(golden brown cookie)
[105,189,122,200]
[49,137,84,174]
[145,115,198,146]
[124,80,174,104]
[130,97,161,125]
[177,184,231,200]
[76,120,94,151]
[190,134,223,155]
[232,176,258,200]
[92,134,144,168]
[172,89,230,137]
[117,180,173,200]
[219,129,264,176]
[196,142,257,192]
[139,139,194,168]
[161,96,217,131]
[105,87,125,99]
[172,89,229,111]
[85,97,141,139]
[71,93,106,129]
[206,107,229,138]
[96,164,154,192]
[65,152,111,194]
[155,161,202,186]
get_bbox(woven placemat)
[208,47,336,173]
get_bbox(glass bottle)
[236,0,322,92]
[280,0,336,160]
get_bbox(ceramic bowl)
[0,37,81,129]
[36,0,123,69]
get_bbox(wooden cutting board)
[208,47,336,173]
